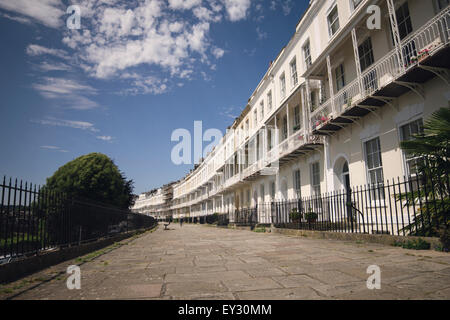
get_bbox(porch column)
[326,55,336,115]
[351,28,364,94]
[324,137,334,194]
[305,79,312,133]
[254,135,258,164]
[386,0,405,71]
[286,103,291,138]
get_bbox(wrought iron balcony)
[311,7,450,135]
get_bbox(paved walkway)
[1,224,449,300]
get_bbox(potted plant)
[289,208,302,223]
[346,97,352,109]
[305,211,318,223]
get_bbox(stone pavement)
[1,224,449,300]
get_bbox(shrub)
[305,211,318,222]
[393,238,431,250]
[289,208,302,221]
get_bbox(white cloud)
[212,47,225,59]
[13,0,257,96]
[26,44,69,60]
[96,135,113,142]
[281,0,293,16]
[0,12,32,24]
[168,0,202,10]
[219,106,239,119]
[268,0,293,15]
[256,26,267,40]
[32,77,99,110]
[0,0,64,28]
[40,145,69,153]
[193,6,222,22]
[37,61,72,72]
[221,0,251,21]
[32,117,99,132]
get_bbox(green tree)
[44,153,135,209]
[399,107,450,251]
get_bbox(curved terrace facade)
[133,0,450,230]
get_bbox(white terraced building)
[147,0,449,232]
[132,183,175,220]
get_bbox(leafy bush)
[393,238,431,250]
[289,208,302,221]
[305,211,318,222]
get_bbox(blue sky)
[0,0,309,194]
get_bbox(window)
[310,90,318,111]
[395,2,416,67]
[364,137,385,200]
[303,41,312,68]
[293,170,301,198]
[359,37,377,93]
[270,181,276,200]
[246,190,250,206]
[358,38,375,72]
[260,184,265,203]
[335,64,346,92]
[350,0,363,11]
[435,0,449,11]
[311,162,321,196]
[267,129,273,150]
[400,119,424,176]
[260,101,264,120]
[396,2,413,40]
[280,73,286,99]
[254,109,258,128]
[282,116,288,140]
[290,58,298,87]
[245,120,249,137]
[267,91,273,110]
[327,5,340,37]
[293,105,301,130]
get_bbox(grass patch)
[254,227,266,233]
[393,238,431,250]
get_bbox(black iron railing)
[234,208,258,227]
[238,174,448,236]
[0,177,157,262]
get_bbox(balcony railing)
[310,7,449,131]
[310,99,333,131]
[334,77,361,114]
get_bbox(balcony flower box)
[314,116,330,129]
[418,49,430,62]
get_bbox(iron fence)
[241,174,448,236]
[0,177,157,262]
[234,207,258,227]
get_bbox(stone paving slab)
[1,224,449,300]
